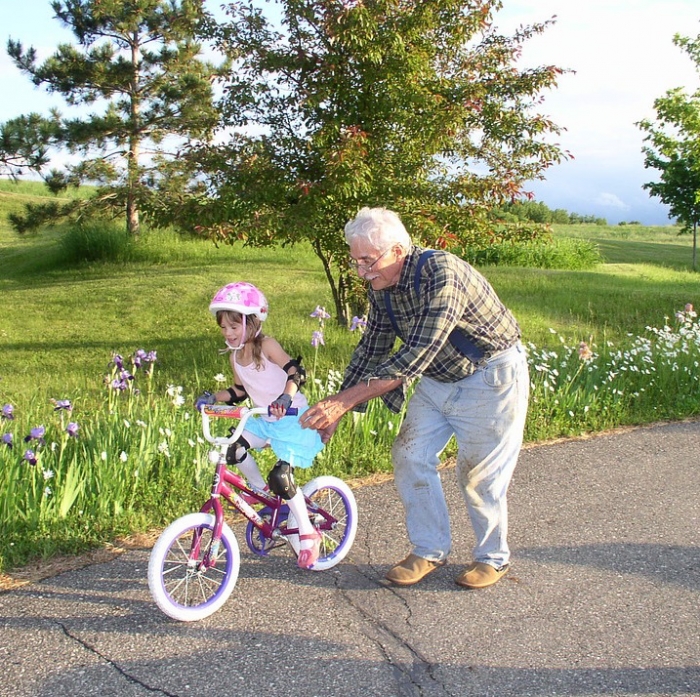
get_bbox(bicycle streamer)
[382,249,487,363]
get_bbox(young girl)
[195,282,325,569]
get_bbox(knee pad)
[226,435,251,465]
[267,460,297,500]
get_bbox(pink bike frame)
[195,405,336,568]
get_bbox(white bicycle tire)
[148,512,240,621]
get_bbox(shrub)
[59,219,134,263]
[463,237,602,270]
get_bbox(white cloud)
[495,0,700,222]
[595,193,630,210]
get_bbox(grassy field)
[1,180,699,570]
[1,213,697,400]
[1,181,698,409]
[552,221,696,270]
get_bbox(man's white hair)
[344,207,412,250]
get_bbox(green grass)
[551,222,695,271]
[1,182,700,571]
[2,217,697,404]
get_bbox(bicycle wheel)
[148,512,240,622]
[288,475,358,571]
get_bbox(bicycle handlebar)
[200,405,299,445]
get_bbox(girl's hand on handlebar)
[195,391,216,411]
[269,393,292,418]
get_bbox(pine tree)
[6,0,225,234]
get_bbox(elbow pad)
[283,356,306,389]
[225,385,248,405]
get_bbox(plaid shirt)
[341,246,521,413]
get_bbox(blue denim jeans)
[391,342,529,568]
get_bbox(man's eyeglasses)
[349,247,392,272]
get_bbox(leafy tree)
[638,31,700,271]
[5,0,224,235]
[567,212,607,226]
[177,0,569,323]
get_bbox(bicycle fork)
[191,457,230,571]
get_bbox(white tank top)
[233,352,309,420]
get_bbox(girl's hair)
[217,310,265,368]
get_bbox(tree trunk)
[312,239,349,327]
[126,171,139,236]
[127,32,141,237]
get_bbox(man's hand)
[318,421,340,444]
[300,396,350,432]
[301,378,402,438]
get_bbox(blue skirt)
[244,406,323,469]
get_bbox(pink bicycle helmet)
[209,282,269,321]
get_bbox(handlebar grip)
[267,406,298,416]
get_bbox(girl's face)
[219,314,247,349]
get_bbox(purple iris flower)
[1,404,14,420]
[24,426,46,445]
[112,354,125,370]
[2,433,12,449]
[23,449,37,466]
[133,349,157,368]
[350,316,368,332]
[111,378,129,391]
[66,422,79,438]
[311,330,325,348]
[111,369,135,390]
[53,399,72,412]
[310,306,331,320]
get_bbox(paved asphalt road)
[1,419,699,697]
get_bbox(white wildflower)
[166,384,183,398]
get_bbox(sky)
[1,0,699,225]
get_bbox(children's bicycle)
[148,405,358,622]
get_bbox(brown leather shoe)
[455,561,510,589]
[385,554,446,586]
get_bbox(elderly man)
[301,207,529,588]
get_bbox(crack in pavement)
[335,565,454,697]
[55,621,180,697]
[336,498,455,693]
